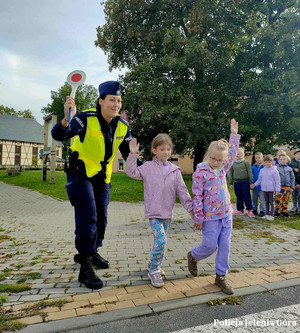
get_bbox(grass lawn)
[0,170,235,203]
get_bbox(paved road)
[0,181,299,304]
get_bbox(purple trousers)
[191,215,232,276]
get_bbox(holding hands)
[129,138,140,154]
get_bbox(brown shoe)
[187,251,198,276]
[215,274,234,295]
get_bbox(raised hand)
[129,138,139,154]
[64,96,77,121]
[231,119,238,135]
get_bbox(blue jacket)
[251,163,265,191]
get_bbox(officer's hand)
[130,138,139,154]
[63,96,77,123]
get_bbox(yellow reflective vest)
[70,109,128,183]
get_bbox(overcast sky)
[0,0,125,124]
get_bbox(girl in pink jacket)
[187,119,240,295]
[126,134,193,288]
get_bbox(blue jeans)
[234,180,253,211]
[148,218,171,271]
[66,173,110,256]
[252,189,266,213]
[191,215,232,276]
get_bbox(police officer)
[51,81,135,289]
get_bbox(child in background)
[251,155,280,221]
[126,134,193,288]
[290,150,300,214]
[275,154,295,217]
[251,152,266,217]
[187,119,240,295]
[228,147,255,217]
[274,149,287,166]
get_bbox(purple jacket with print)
[192,134,240,225]
[126,154,193,219]
[254,166,281,192]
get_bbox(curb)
[16,277,300,333]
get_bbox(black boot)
[74,253,109,269]
[78,256,103,289]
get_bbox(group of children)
[126,119,239,295]
[228,149,299,221]
[126,121,299,294]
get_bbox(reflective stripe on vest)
[71,110,128,182]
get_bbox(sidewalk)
[0,182,299,331]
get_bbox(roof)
[0,114,43,144]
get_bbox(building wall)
[112,151,194,174]
[0,139,63,168]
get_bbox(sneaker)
[282,212,289,217]
[148,270,164,288]
[253,210,258,215]
[258,211,265,218]
[261,215,268,219]
[267,215,274,221]
[187,251,198,277]
[147,267,165,276]
[274,212,281,217]
[234,211,245,216]
[215,274,234,295]
[247,210,255,218]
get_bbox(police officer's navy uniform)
[51,81,133,289]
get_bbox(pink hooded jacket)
[126,154,193,219]
[192,134,240,225]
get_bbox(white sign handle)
[66,70,86,130]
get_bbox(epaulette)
[119,116,129,127]
[82,108,97,117]
[85,111,98,117]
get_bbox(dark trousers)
[66,173,110,256]
[234,180,253,211]
[263,191,274,216]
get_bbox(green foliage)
[0,284,31,293]
[0,295,8,306]
[96,1,300,163]
[0,105,35,119]
[41,83,98,120]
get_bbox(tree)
[235,0,300,152]
[42,83,98,120]
[0,105,36,119]
[96,0,300,165]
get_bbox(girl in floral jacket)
[187,119,240,295]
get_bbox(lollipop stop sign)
[66,70,86,130]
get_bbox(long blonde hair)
[203,139,229,163]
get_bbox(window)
[15,145,21,166]
[32,147,38,166]
[118,159,124,171]
[32,147,38,158]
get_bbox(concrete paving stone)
[1,182,299,309]
[39,288,68,294]
[19,295,48,302]
[7,295,21,302]
[48,294,68,299]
